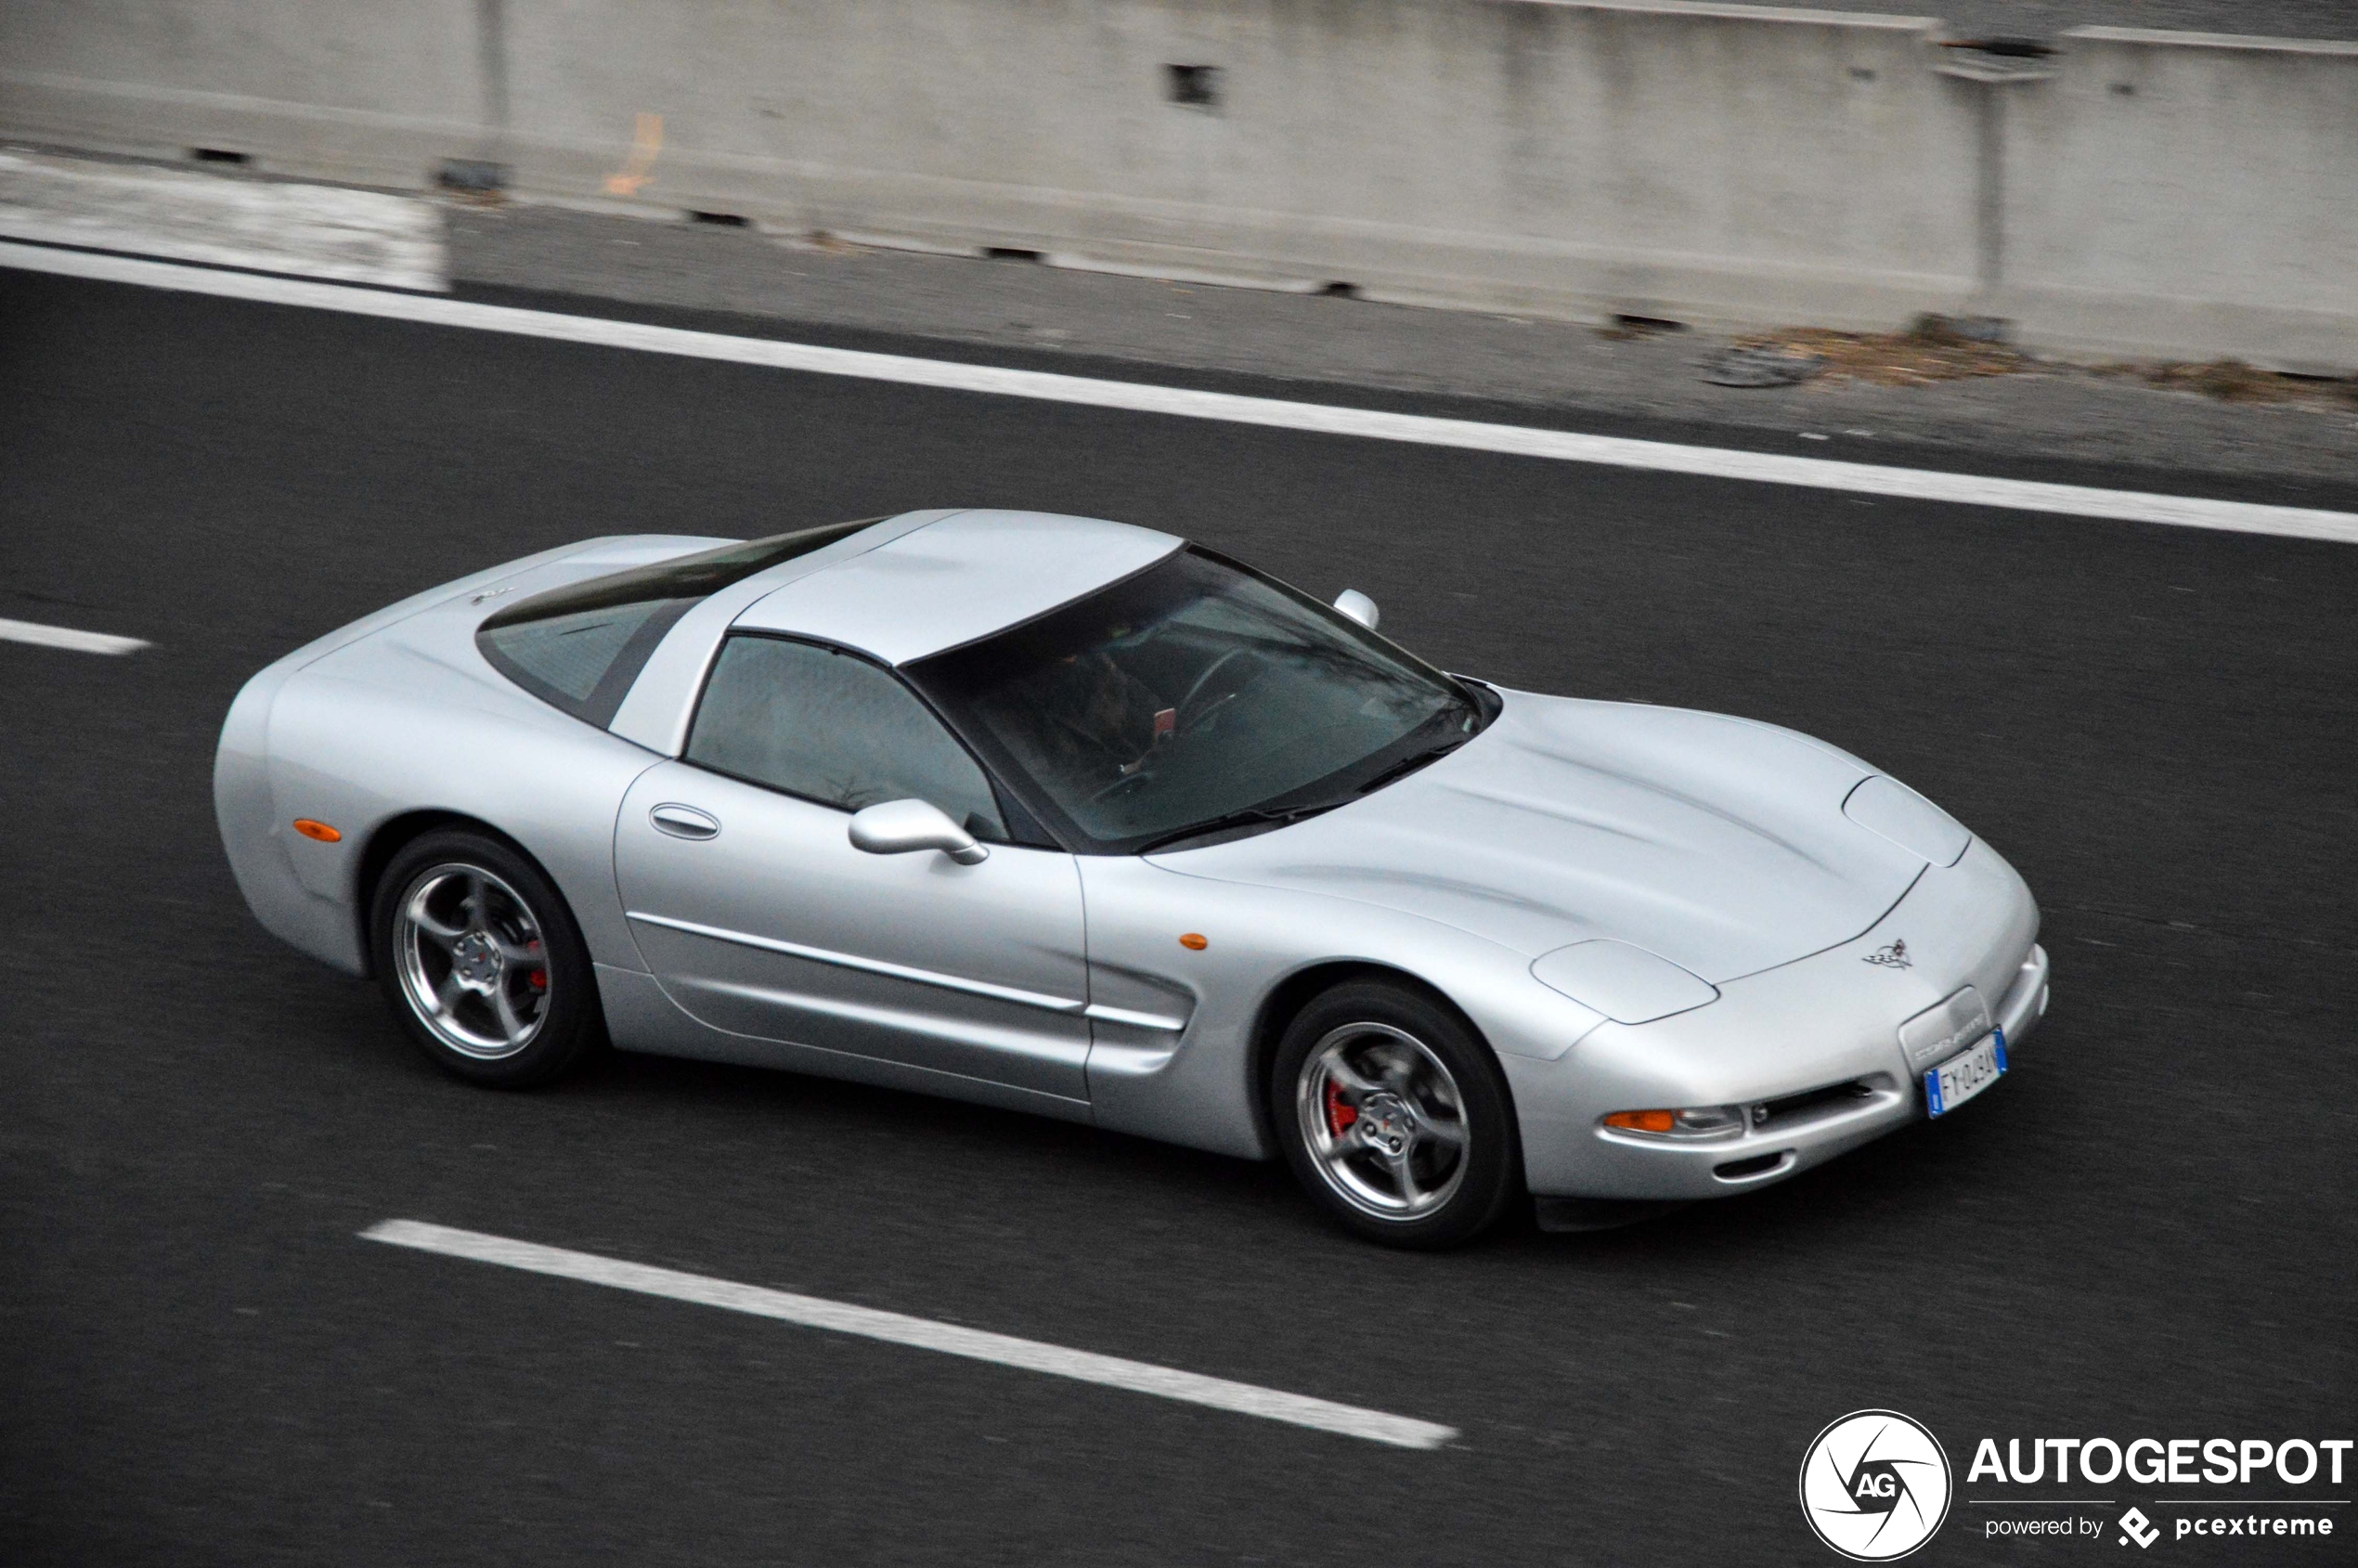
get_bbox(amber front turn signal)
[1602,1105,1747,1139]
[292,818,343,843]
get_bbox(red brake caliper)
[526,939,547,990]
[1325,1078,1358,1136]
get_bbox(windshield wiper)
[1134,801,1343,855]
[1354,711,1476,797]
[1133,707,1477,854]
[1354,738,1466,797]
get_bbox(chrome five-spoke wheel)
[395,862,550,1058]
[1272,980,1521,1248]
[371,828,602,1087]
[1296,1023,1471,1221]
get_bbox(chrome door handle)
[649,803,720,840]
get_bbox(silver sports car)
[216,510,2048,1247]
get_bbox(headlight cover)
[1530,940,1718,1024]
[1843,774,1970,866]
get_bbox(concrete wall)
[0,0,487,187]
[2002,28,2358,370]
[0,0,2352,364]
[483,1,1984,329]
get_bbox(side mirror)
[1333,589,1380,631]
[848,799,990,865]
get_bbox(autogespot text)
[1970,1436,2347,1546]
[1967,1436,2351,1486]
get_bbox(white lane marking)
[361,1219,1458,1450]
[0,616,149,655]
[5,240,2352,546]
[0,152,447,292]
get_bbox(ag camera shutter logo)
[1799,1409,1954,1561]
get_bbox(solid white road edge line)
[6,240,2353,547]
[359,1220,1459,1450]
[0,616,149,655]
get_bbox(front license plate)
[1925,1030,2007,1118]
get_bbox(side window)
[686,636,1008,839]
[478,599,692,726]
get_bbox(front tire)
[1270,981,1521,1249]
[370,828,603,1087]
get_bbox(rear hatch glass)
[476,519,878,726]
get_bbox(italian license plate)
[1925,1030,2007,1117]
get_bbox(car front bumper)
[1504,836,2046,1203]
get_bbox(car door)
[614,633,1092,1102]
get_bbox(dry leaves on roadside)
[1729,317,2028,388]
[1727,317,2357,408]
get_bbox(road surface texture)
[1,264,2351,1565]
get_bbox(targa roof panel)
[732,510,1183,665]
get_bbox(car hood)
[1152,691,1933,984]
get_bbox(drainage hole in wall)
[1318,281,1360,299]
[689,211,752,227]
[1166,64,1222,109]
[437,159,507,193]
[1600,314,1688,341]
[189,148,251,165]
[984,247,1044,263]
[1949,35,2055,58]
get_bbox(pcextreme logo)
[1800,1409,1955,1561]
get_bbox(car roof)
[731,509,1183,665]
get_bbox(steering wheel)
[1177,648,1254,723]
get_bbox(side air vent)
[1750,1078,1886,1134]
[1714,1151,1794,1182]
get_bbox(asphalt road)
[2,265,2352,1567]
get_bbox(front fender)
[1077,856,1608,1160]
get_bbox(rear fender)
[214,536,728,976]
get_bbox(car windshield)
[908,548,1486,853]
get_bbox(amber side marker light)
[292,819,343,843]
[1179,932,1209,951]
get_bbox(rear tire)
[369,829,603,1088]
[1270,981,1521,1249]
